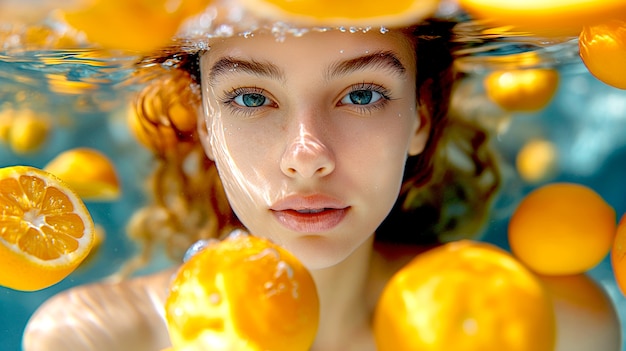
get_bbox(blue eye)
[234,93,271,107]
[340,89,384,105]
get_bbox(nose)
[280,122,335,179]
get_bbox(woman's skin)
[200,29,428,350]
[22,29,622,351]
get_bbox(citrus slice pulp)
[0,166,95,291]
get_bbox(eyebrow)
[207,50,407,85]
[208,57,284,84]
[324,51,407,81]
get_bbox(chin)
[282,235,359,271]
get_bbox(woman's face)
[200,29,429,270]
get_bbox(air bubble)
[183,238,219,262]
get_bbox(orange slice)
[44,147,121,201]
[509,183,616,275]
[458,0,626,37]
[579,20,626,90]
[483,68,559,112]
[239,0,439,27]
[165,233,319,351]
[0,166,95,291]
[374,240,556,351]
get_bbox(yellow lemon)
[44,147,121,202]
[165,233,319,351]
[458,0,626,37]
[8,109,50,154]
[239,0,439,27]
[374,240,556,351]
[509,183,616,275]
[484,69,559,112]
[579,20,626,90]
[0,166,95,291]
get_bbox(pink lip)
[271,195,349,233]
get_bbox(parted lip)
[270,194,348,212]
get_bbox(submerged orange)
[44,147,121,201]
[373,240,556,351]
[63,0,212,52]
[239,0,439,27]
[458,0,626,37]
[484,69,559,112]
[0,166,95,291]
[579,20,626,90]
[165,233,319,351]
[509,183,616,275]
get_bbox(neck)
[309,235,376,351]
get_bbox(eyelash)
[219,82,393,116]
[220,86,273,116]
[341,82,392,113]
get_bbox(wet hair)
[123,19,500,270]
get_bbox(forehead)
[200,29,416,73]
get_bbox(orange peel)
[239,0,440,27]
[509,183,616,275]
[374,240,556,351]
[165,233,319,351]
[44,147,121,201]
[458,0,626,37]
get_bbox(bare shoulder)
[23,267,178,351]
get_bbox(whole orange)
[165,233,319,351]
[579,20,626,90]
[509,183,616,275]
[374,240,556,351]
[484,69,559,112]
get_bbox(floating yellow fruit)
[0,166,95,291]
[374,240,556,351]
[516,139,558,183]
[8,109,50,154]
[63,0,212,52]
[458,0,626,37]
[44,147,121,201]
[484,69,559,112]
[611,214,626,296]
[165,233,319,351]
[579,20,626,90]
[509,183,616,275]
[239,0,439,27]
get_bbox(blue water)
[1,28,626,351]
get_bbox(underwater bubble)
[183,238,218,262]
[226,228,250,239]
